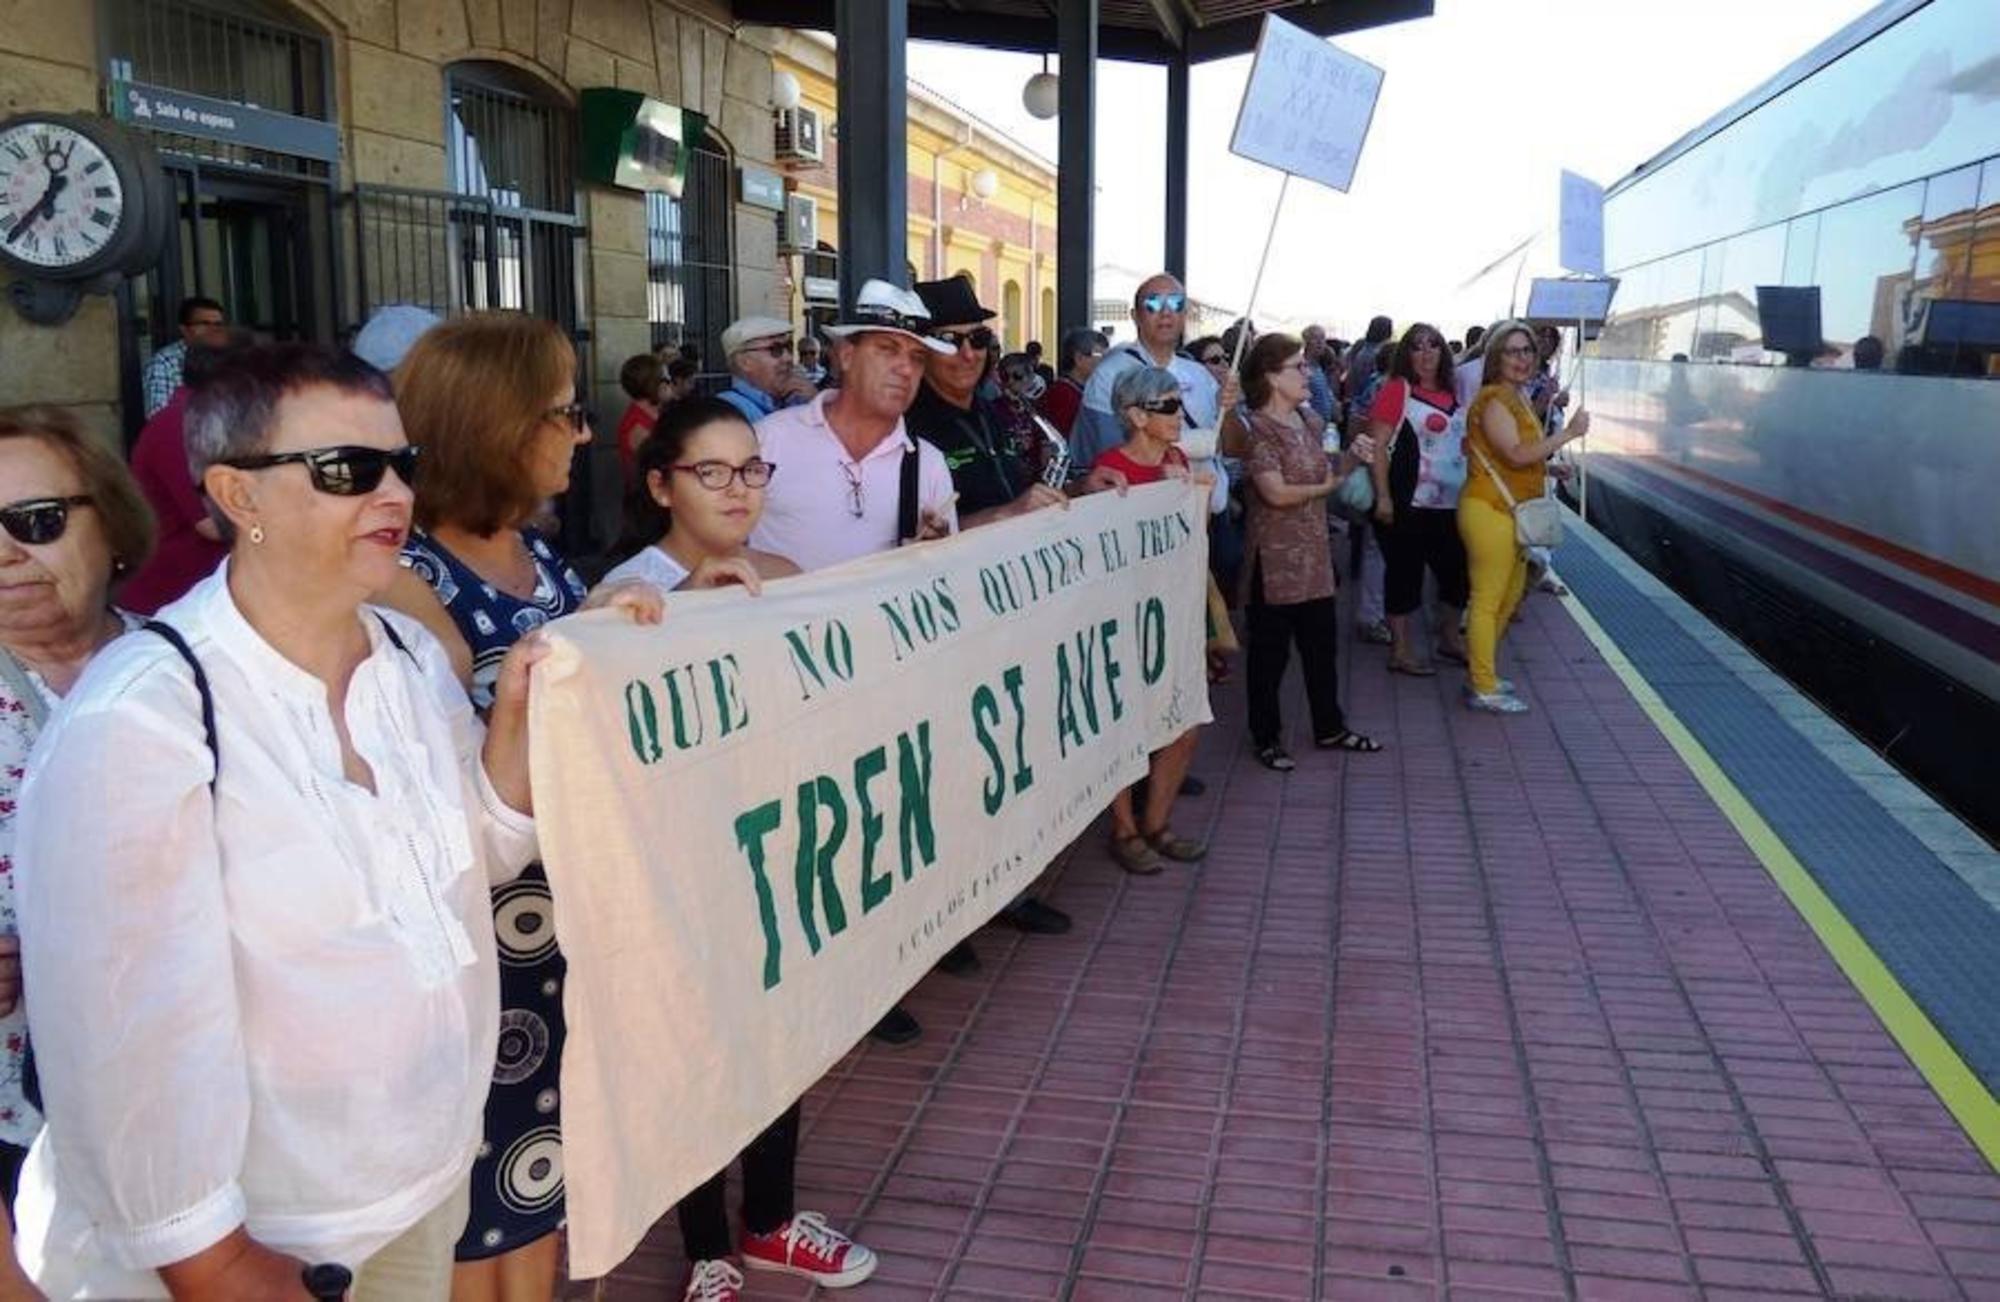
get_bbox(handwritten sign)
[1526,277,1618,324]
[1228,14,1384,193]
[1560,170,1606,276]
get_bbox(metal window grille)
[104,0,331,178]
[647,143,734,376]
[448,66,576,215]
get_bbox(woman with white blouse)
[10,345,647,1300]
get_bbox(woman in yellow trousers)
[1458,321,1589,714]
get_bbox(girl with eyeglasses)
[603,398,878,1302]
[606,397,800,595]
[380,313,659,1302]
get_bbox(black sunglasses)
[220,445,421,496]
[935,326,996,353]
[0,495,94,546]
[1138,397,1185,415]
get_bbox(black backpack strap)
[896,438,920,545]
[374,612,418,663]
[145,619,218,791]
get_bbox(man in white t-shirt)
[1071,272,1235,470]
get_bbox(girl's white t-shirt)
[602,544,690,593]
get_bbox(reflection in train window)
[1700,223,1786,362]
[1810,181,1921,356]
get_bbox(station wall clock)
[0,113,171,325]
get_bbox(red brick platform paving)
[576,592,1999,1300]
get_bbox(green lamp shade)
[579,89,707,197]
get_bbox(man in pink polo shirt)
[748,280,959,1046]
[750,280,958,571]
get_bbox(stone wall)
[0,0,780,434]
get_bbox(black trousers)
[1246,564,1345,747]
[1380,505,1470,615]
[677,1102,800,1260]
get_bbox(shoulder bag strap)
[1466,404,1521,513]
[144,619,218,790]
[896,439,920,545]
[0,648,50,731]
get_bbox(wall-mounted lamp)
[970,168,1000,201]
[771,69,802,111]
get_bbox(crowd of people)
[0,268,1586,1301]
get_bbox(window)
[647,140,733,376]
[1040,286,1055,343]
[1698,223,1787,361]
[445,63,582,332]
[1810,181,1921,354]
[1905,164,1986,373]
[1003,280,1023,351]
[1651,248,1707,362]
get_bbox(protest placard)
[1229,13,1384,193]
[1560,169,1606,276]
[529,484,1213,1275]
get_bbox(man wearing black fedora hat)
[907,277,1071,530]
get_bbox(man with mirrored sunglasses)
[716,316,819,426]
[1072,273,1233,474]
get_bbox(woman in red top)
[614,353,665,479]
[1364,323,1470,674]
[1081,365,1206,877]
[1037,328,1107,438]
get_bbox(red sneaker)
[682,1259,742,1302]
[740,1212,878,1288]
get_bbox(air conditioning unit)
[779,194,818,254]
[774,106,824,165]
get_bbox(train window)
[1781,212,1819,287]
[1698,223,1786,362]
[1904,165,1983,374]
[1810,181,1921,361]
[1650,248,1707,362]
[1596,259,1661,360]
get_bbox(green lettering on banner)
[664,664,706,749]
[1099,527,1128,573]
[1071,629,1101,736]
[854,745,891,911]
[1139,596,1167,684]
[782,620,855,702]
[624,681,662,764]
[931,575,961,631]
[1001,665,1034,798]
[1099,618,1126,721]
[707,654,750,737]
[972,684,1005,815]
[732,800,785,989]
[895,721,937,879]
[1055,641,1085,759]
[978,563,1020,617]
[791,775,849,954]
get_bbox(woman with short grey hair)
[9,343,637,1299]
[1077,365,1211,877]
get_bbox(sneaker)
[683,1259,743,1302]
[1000,898,1073,934]
[741,1212,878,1288]
[1356,620,1394,645]
[1461,678,1515,697]
[936,940,981,976]
[1466,691,1530,715]
[868,1004,922,1046]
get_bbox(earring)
[249,523,266,545]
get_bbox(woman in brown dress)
[1238,333,1382,771]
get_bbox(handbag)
[1469,439,1564,549]
[1334,464,1375,517]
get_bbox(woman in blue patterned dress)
[380,311,598,1302]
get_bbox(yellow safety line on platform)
[1559,593,2000,1172]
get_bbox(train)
[1579,0,1999,840]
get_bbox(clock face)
[0,121,126,271]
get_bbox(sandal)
[1110,834,1164,876]
[1254,745,1296,772]
[1144,828,1208,862]
[1387,658,1436,677]
[1316,730,1383,753]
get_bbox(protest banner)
[528,483,1214,1276]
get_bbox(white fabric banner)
[528,483,1214,1276]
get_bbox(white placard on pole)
[1526,276,1618,325]
[1229,15,1385,194]
[1559,170,1605,276]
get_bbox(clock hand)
[5,173,69,245]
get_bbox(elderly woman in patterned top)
[0,406,156,1290]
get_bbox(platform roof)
[731,0,1433,63]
